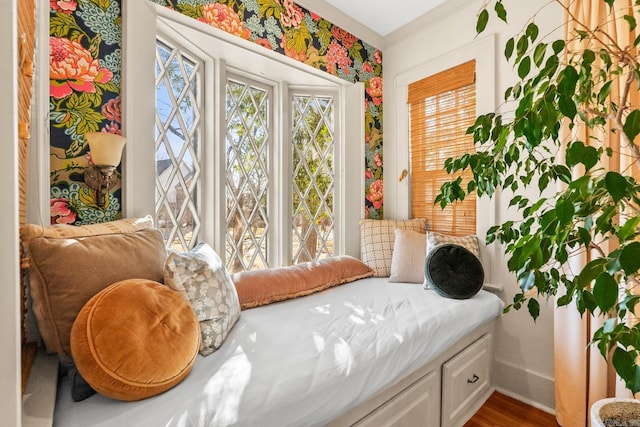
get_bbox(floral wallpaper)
[49,0,122,225]
[49,0,383,224]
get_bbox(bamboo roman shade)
[409,60,476,236]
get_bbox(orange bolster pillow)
[232,255,373,309]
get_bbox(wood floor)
[465,391,560,427]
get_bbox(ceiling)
[323,0,448,36]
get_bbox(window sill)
[22,348,58,427]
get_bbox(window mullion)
[202,57,220,253]
[276,81,291,266]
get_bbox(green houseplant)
[436,0,640,393]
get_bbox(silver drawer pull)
[467,374,479,384]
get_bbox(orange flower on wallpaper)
[50,0,77,14]
[199,3,251,39]
[280,34,307,62]
[49,37,113,99]
[254,38,273,49]
[331,26,357,49]
[373,152,383,168]
[280,0,304,28]
[102,97,121,122]
[366,179,383,209]
[326,40,352,74]
[366,76,383,106]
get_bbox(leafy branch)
[438,0,640,393]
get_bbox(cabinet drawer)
[442,333,492,427]
[354,370,439,427]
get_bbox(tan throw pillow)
[426,231,481,256]
[389,229,427,283]
[21,216,166,357]
[360,219,427,277]
[164,243,241,356]
[70,279,199,401]
[232,255,373,309]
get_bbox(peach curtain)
[555,0,639,425]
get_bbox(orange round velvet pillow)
[70,279,199,401]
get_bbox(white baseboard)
[492,359,556,415]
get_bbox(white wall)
[0,0,22,424]
[383,0,562,412]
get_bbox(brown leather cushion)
[232,255,373,309]
[70,279,199,401]
[21,217,166,357]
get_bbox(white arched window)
[124,1,364,271]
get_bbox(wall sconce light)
[83,132,126,208]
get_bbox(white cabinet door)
[354,370,439,427]
[442,333,492,427]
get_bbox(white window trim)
[122,0,157,218]
[154,31,212,251]
[224,71,277,268]
[1,1,20,423]
[124,0,364,264]
[288,85,343,262]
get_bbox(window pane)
[155,40,202,251]
[291,94,335,263]
[225,78,270,273]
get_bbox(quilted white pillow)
[164,243,241,356]
[359,219,427,277]
[389,229,427,283]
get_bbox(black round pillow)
[425,244,484,299]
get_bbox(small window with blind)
[408,60,476,236]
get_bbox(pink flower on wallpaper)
[102,97,121,123]
[374,50,382,65]
[331,27,357,49]
[366,76,383,106]
[49,37,113,99]
[326,40,352,74]
[365,168,374,180]
[310,12,321,21]
[50,0,77,14]
[373,152,383,167]
[199,3,250,39]
[281,0,304,28]
[254,38,272,49]
[280,35,307,62]
[362,62,373,74]
[50,198,76,224]
[366,179,384,209]
[103,122,121,135]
